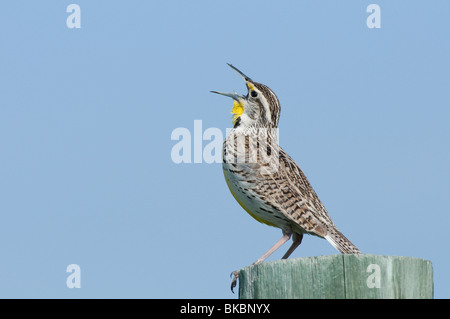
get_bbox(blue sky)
[0,1,449,298]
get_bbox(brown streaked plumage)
[212,64,361,292]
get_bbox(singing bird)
[212,64,361,291]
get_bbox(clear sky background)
[0,1,449,298]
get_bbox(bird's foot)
[230,270,239,293]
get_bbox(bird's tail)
[325,226,361,254]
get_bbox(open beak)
[211,64,253,100]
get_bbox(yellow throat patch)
[231,100,243,125]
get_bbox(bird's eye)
[250,90,258,98]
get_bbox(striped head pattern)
[212,64,281,130]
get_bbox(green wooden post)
[238,254,433,299]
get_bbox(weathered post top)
[238,254,433,299]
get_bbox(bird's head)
[212,64,281,130]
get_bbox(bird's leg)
[231,232,292,293]
[281,233,303,259]
[252,232,292,265]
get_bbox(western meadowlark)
[212,64,361,291]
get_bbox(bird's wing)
[253,146,335,237]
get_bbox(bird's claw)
[230,270,239,293]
